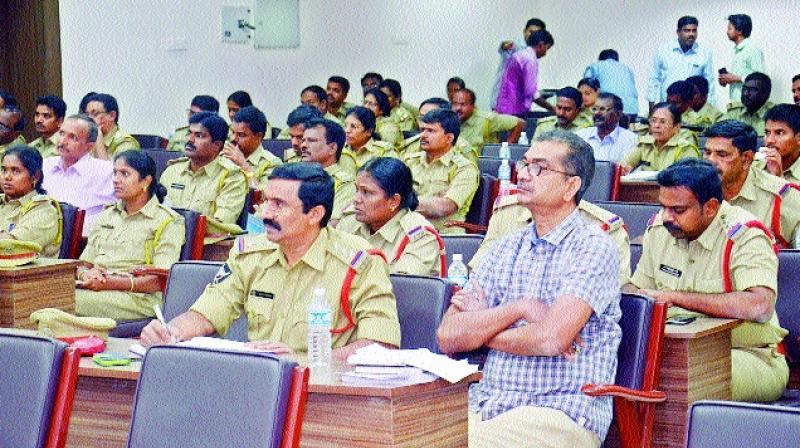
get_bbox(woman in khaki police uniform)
[342,106,398,174]
[76,150,185,321]
[622,102,700,173]
[338,157,443,277]
[363,88,403,149]
[0,146,60,257]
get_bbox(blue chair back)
[441,234,484,268]
[583,161,619,202]
[775,250,800,361]
[687,400,800,448]
[616,293,654,390]
[262,139,292,160]
[391,274,455,353]
[593,201,660,239]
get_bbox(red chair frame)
[65,209,85,259]
[609,164,622,201]
[281,366,310,448]
[46,346,81,448]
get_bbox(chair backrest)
[523,118,537,139]
[775,250,800,361]
[127,345,298,448]
[583,161,621,202]
[0,332,79,448]
[262,139,292,160]
[402,130,419,140]
[686,400,800,448]
[630,243,643,274]
[465,174,497,227]
[391,274,455,352]
[173,208,207,261]
[162,261,249,342]
[442,234,484,268]
[477,156,502,177]
[142,148,182,181]
[132,134,167,149]
[616,293,665,391]
[481,143,528,161]
[58,202,85,259]
[271,127,282,139]
[236,188,257,229]
[593,201,661,239]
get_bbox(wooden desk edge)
[0,258,79,277]
[665,318,739,339]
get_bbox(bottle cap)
[452,253,463,261]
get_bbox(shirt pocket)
[245,295,274,327]
[653,266,682,291]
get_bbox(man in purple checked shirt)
[496,29,556,117]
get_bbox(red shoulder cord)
[331,249,388,335]
[392,226,447,278]
[770,183,800,248]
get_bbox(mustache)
[663,222,683,236]
[262,218,281,231]
[185,143,196,151]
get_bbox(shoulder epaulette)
[493,191,521,210]
[232,235,278,255]
[579,201,624,232]
[402,133,421,147]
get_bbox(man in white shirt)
[576,93,637,162]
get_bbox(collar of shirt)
[586,126,622,144]
[734,38,750,53]
[103,124,120,147]
[528,207,581,247]
[785,156,800,181]
[374,208,408,244]
[274,227,327,271]
[694,201,731,251]
[733,168,759,202]
[52,152,93,175]
[0,189,37,207]
[181,156,223,177]
[245,148,268,169]
[112,195,160,218]
[671,39,699,55]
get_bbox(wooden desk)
[618,180,660,203]
[0,258,79,329]
[67,338,478,448]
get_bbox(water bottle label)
[450,275,468,287]
[308,311,331,327]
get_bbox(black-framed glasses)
[515,160,576,177]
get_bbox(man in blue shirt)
[584,49,639,116]
[648,16,715,112]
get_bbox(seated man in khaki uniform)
[222,106,282,189]
[327,76,358,123]
[757,104,800,184]
[160,111,247,241]
[404,109,479,234]
[141,163,401,359]
[166,95,220,152]
[84,93,140,159]
[625,159,788,402]
[684,76,722,128]
[278,86,342,141]
[281,105,323,162]
[400,98,474,161]
[722,72,774,136]
[0,105,26,153]
[30,95,66,158]
[452,89,524,154]
[702,120,800,248]
[533,87,592,138]
[298,118,356,225]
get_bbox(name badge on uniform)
[250,290,274,300]
[100,224,114,230]
[659,264,682,278]
[170,183,186,190]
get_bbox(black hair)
[728,14,752,38]
[457,88,476,105]
[78,92,97,114]
[686,75,709,96]
[0,89,17,107]
[420,109,461,142]
[227,91,253,108]
[328,76,350,95]
[301,85,327,103]
[703,120,758,154]
[359,157,419,211]
[364,88,392,117]
[765,104,800,134]
[578,77,601,92]
[233,106,267,136]
[188,111,228,143]
[420,97,451,110]
[379,79,402,100]
[268,162,334,227]
[35,95,67,119]
[597,92,623,112]
[793,74,800,83]
[651,102,682,124]
[677,16,699,30]
[346,106,377,133]
[3,146,45,194]
[361,72,383,85]
[598,49,619,61]
[557,86,583,109]
[657,158,722,205]
[287,105,323,127]
[86,93,120,122]
[666,80,694,102]
[114,150,167,202]
[526,29,554,48]
[191,95,220,113]
[525,18,546,29]
[3,105,26,131]
[447,77,466,89]
[534,130,595,203]
[304,118,346,161]
[745,72,772,95]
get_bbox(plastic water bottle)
[499,141,511,160]
[518,131,529,146]
[447,254,469,288]
[307,287,332,370]
[498,159,511,190]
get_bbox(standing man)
[438,131,621,447]
[496,30,555,116]
[84,93,140,159]
[453,89,524,154]
[583,49,639,116]
[576,93,637,162]
[0,106,26,153]
[166,95,220,152]
[533,87,590,137]
[625,159,787,402]
[648,16,714,110]
[759,104,800,184]
[719,14,764,103]
[327,76,357,123]
[722,72,774,136]
[222,106,283,189]
[30,95,66,158]
[490,18,546,110]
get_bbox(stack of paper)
[129,337,277,358]
[346,343,478,384]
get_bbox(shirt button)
[688,259,694,264]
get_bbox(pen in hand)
[153,304,178,343]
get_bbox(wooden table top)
[664,317,739,339]
[0,258,79,276]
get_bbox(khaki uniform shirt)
[0,135,26,154]
[100,124,140,158]
[341,139,398,176]
[722,101,775,136]
[29,134,59,159]
[576,108,595,128]
[729,166,800,248]
[401,134,476,163]
[683,103,723,128]
[754,156,800,186]
[460,110,521,153]
[338,209,441,277]
[244,148,283,189]
[470,196,631,285]
[0,191,60,257]
[389,106,414,132]
[404,149,479,234]
[330,101,358,122]
[376,116,403,149]
[160,156,247,237]
[166,126,189,152]
[532,115,591,139]
[325,163,356,222]
[623,131,700,171]
[190,227,401,351]
[631,202,786,350]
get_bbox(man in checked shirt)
[438,130,621,448]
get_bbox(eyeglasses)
[86,111,108,119]
[590,106,615,114]
[515,160,576,177]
